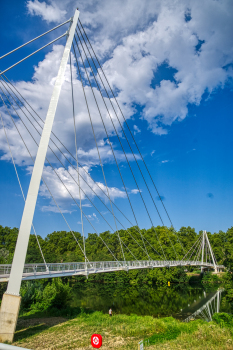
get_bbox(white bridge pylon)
[182,230,220,273]
[0,8,80,343]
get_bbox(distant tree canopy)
[0,225,233,269]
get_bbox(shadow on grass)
[15,323,51,342]
[14,306,95,342]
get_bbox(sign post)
[138,340,144,350]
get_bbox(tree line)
[0,225,233,269]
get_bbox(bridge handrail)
[0,260,224,277]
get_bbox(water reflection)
[71,281,228,320]
[183,288,223,322]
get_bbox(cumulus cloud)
[0,45,134,167]
[27,0,67,23]
[101,0,233,133]
[23,0,233,136]
[38,165,127,211]
[1,0,232,212]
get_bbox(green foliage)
[212,312,233,329]
[144,316,201,345]
[2,224,233,316]
[20,278,72,312]
[202,272,222,284]
[209,227,233,270]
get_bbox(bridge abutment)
[0,293,21,343]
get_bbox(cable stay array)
[0,13,221,275]
[181,230,218,269]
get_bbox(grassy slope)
[13,312,233,350]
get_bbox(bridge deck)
[0,260,224,282]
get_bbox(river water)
[71,281,229,321]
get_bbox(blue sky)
[0,0,232,239]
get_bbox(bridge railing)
[0,260,224,278]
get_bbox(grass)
[12,311,233,349]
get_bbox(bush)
[212,312,233,328]
[20,278,72,312]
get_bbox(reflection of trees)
[72,278,205,316]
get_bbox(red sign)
[91,334,102,348]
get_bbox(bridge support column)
[0,294,21,343]
[201,230,205,273]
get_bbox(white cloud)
[0,45,134,167]
[131,189,141,194]
[40,205,73,213]
[27,0,67,23]
[25,0,233,136]
[78,213,98,223]
[133,125,141,135]
[1,0,232,171]
[161,160,169,164]
[94,0,233,134]
[38,165,127,211]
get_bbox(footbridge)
[0,8,224,342]
[0,259,224,283]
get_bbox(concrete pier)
[0,293,21,343]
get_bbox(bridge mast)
[204,230,217,272]
[0,8,80,343]
[201,230,205,272]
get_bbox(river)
[70,279,229,321]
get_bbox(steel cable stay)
[0,78,159,260]
[74,33,150,261]
[78,19,175,231]
[0,92,88,263]
[0,33,67,77]
[0,90,138,264]
[0,83,152,263]
[76,25,185,257]
[76,23,184,255]
[69,52,138,264]
[74,31,170,260]
[0,72,167,258]
[0,95,120,267]
[71,44,129,264]
[0,113,48,269]
[0,25,215,265]
[194,240,202,263]
[74,31,178,260]
[74,33,167,259]
[69,52,87,268]
[181,234,202,262]
[0,65,217,268]
[0,18,71,61]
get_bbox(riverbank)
[12,311,233,349]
